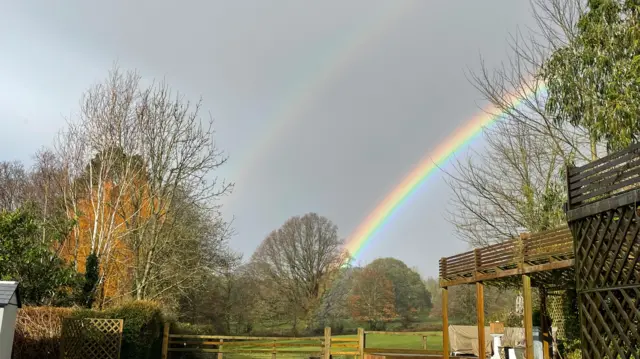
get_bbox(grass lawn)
[358,332,443,350]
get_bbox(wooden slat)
[169,334,322,341]
[440,226,573,283]
[568,144,640,209]
[568,142,640,177]
[569,157,640,190]
[168,348,323,354]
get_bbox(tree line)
[0,68,442,335]
[3,0,640,344]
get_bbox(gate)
[566,143,640,359]
[61,318,123,359]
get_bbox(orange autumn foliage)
[61,175,156,305]
[348,267,397,324]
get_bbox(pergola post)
[539,287,550,359]
[442,287,449,359]
[476,282,485,359]
[523,274,534,359]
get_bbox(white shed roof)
[0,281,20,308]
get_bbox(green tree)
[542,0,640,153]
[0,209,80,305]
[367,258,432,327]
[311,267,358,333]
[348,266,397,330]
[82,253,99,308]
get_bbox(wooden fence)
[361,331,442,357]
[161,326,443,358]
[566,141,640,211]
[565,143,640,359]
[61,318,123,359]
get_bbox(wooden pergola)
[439,226,575,359]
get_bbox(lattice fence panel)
[61,318,123,359]
[547,290,567,341]
[570,204,640,359]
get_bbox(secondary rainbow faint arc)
[345,84,547,262]
[231,2,414,184]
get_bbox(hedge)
[12,301,164,359]
[73,301,164,359]
[12,306,74,359]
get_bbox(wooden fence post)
[217,338,223,359]
[357,328,365,358]
[271,339,276,359]
[161,322,169,359]
[323,327,332,359]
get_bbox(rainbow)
[230,2,414,184]
[345,84,546,262]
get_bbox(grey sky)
[1,0,536,277]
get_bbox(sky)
[0,0,537,278]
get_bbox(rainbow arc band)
[345,84,546,263]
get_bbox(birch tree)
[55,67,232,304]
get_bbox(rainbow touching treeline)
[345,84,547,264]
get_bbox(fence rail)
[162,326,358,358]
[161,326,444,359]
[363,330,442,356]
[439,226,574,286]
[567,142,640,210]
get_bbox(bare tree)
[446,118,567,246]
[53,66,233,305]
[125,79,232,300]
[54,69,144,304]
[250,213,347,334]
[446,0,599,247]
[0,161,29,211]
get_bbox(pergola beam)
[440,259,574,287]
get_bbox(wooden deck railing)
[567,142,640,210]
[439,226,574,286]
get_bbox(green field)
[357,332,443,350]
[183,332,443,359]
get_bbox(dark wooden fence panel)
[567,143,640,209]
[566,144,640,359]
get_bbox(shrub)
[73,301,165,359]
[13,302,164,359]
[12,306,74,359]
